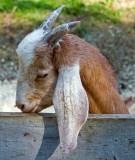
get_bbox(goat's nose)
[16,101,25,110]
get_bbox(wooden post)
[0,113,135,160]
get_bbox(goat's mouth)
[20,105,38,113]
[18,101,41,113]
[20,104,49,113]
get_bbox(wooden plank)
[0,113,135,160]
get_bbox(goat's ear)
[53,64,89,153]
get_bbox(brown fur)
[53,34,129,114]
[16,34,129,114]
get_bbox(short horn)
[45,21,80,46]
[38,5,65,31]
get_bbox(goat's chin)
[35,104,52,113]
[35,106,44,113]
[37,98,53,112]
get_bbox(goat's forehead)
[17,30,44,54]
[16,30,46,67]
[18,53,53,75]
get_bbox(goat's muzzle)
[16,101,39,113]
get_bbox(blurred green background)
[0,0,125,25]
[0,0,135,95]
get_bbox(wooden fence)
[0,113,135,160]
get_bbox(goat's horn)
[38,5,65,31]
[45,21,80,45]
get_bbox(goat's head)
[16,5,79,113]
[16,6,89,153]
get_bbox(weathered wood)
[0,113,135,160]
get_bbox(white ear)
[53,63,89,153]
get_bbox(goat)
[16,6,129,153]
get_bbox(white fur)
[16,29,47,67]
[53,63,89,153]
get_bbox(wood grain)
[0,113,135,160]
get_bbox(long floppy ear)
[53,63,89,153]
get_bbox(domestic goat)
[16,6,129,153]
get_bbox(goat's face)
[16,5,79,113]
[16,40,57,112]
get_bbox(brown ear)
[53,63,89,153]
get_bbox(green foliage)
[0,0,123,24]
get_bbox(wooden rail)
[0,113,135,160]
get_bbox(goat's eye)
[37,73,48,79]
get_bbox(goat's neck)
[54,34,129,114]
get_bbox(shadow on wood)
[35,115,59,160]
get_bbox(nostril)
[16,101,25,110]
[20,104,25,110]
